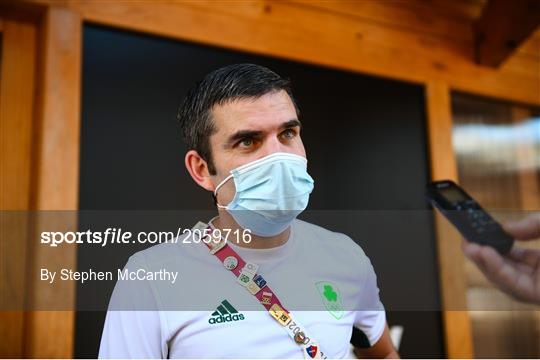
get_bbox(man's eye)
[239,138,254,148]
[281,129,297,139]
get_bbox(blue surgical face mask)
[213,152,315,237]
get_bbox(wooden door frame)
[0,3,80,358]
[0,10,39,358]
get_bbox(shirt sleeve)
[99,254,168,358]
[352,249,386,347]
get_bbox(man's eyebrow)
[224,119,302,148]
[280,119,302,130]
[224,129,263,148]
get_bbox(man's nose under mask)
[213,152,315,237]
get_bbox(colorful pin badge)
[252,274,267,289]
[294,331,307,345]
[278,312,291,326]
[269,303,290,326]
[208,238,226,254]
[191,221,208,232]
[243,262,259,276]
[261,291,273,305]
[236,272,251,286]
[304,344,320,359]
[223,256,238,270]
[246,280,261,295]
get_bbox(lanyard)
[192,221,327,359]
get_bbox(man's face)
[209,89,306,206]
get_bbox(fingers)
[462,241,538,303]
[476,245,537,302]
[507,246,540,269]
[462,242,505,282]
[461,241,482,262]
[503,214,540,240]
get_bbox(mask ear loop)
[213,173,234,209]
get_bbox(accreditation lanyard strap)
[193,221,326,359]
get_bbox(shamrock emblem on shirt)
[315,281,344,320]
[323,285,338,302]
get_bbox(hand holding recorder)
[426,180,539,305]
[462,215,540,305]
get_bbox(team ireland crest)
[315,281,344,320]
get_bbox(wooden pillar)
[0,17,38,358]
[23,6,81,358]
[425,81,474,358]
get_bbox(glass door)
[451,93,540,358]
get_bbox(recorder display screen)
[440,186,468,203]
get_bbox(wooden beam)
[22,0,540,105]
[412,0,487,22]
[475,0,540,67]
[23,6,81,358]
[0,19,36,210]
[425,82,474,359]
[0,18,37,358]
[285,0,475,43]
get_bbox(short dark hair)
[177,63,299,175]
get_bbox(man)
[463,214,540,304]
[99,63,398,358]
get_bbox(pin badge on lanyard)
[196,221,326,359]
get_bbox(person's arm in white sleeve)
[99,254,168,358]
[352,250,399,359]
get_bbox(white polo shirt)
[99,219,386,358]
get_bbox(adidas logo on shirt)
[208,300,246,324]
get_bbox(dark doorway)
[77,24,443,358]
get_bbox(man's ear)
[185,150,215,192]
